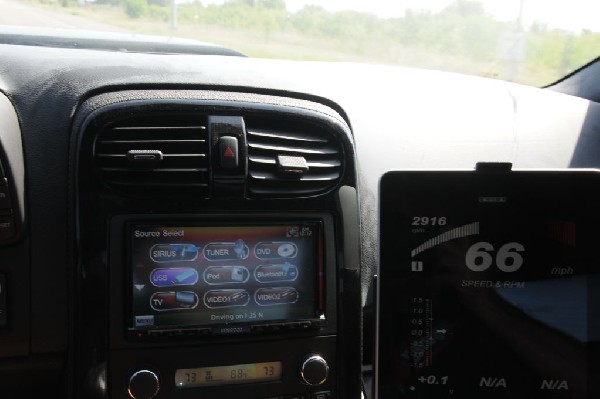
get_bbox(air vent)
[94,113,209,195]
[246,119,344,197]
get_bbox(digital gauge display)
[175,361,282,387]
[128,223,323,334]
[377,171,600,399]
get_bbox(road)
[0,0,127,32]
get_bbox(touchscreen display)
[129,223,323,332]
[378,171,599,399]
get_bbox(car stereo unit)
[108,214,340,399]
[127,221,326,338]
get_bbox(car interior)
[0,25,598,399]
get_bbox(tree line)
[54,0,600,84]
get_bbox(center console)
[71,91,360,399]
[109,215,337,399]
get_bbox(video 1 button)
[255,287,299,306]
[204,289,250,308]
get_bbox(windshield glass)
[1,0,598,86]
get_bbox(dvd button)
[255,287,299,306]
[204,289,249,308]
[254,242,298,259]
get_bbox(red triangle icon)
[223,146,235,157]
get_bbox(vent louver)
[94,113,209,195]
[246,119,344,197]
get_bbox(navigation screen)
[129,223,323,332]
[378,171,600,399]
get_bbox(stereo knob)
[127,369,160,399]
[299,354,329,386]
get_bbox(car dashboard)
[0,38,598,398]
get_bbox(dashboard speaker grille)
[246,118,343,197]
[94,113,209,195]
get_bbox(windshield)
[1,0,598,86]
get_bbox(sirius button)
[149,244,199,263]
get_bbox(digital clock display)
[377,171,600,399]
[175,361,282,388]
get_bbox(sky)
[206,0,600,33]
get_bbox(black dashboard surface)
[1,41,600,398]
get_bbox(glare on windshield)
[0,0,598,86]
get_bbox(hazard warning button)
[219,136,239,169]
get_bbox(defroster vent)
[246,118,344,197]
[94,113,209,195]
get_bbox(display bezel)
[108,213,337,347]
[375,169,600,399]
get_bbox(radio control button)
[310,391,331,399]
[299,354,329,386]
[127,369,160,399]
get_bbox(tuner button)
[127,369,160,399]
[299,354,329,386]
